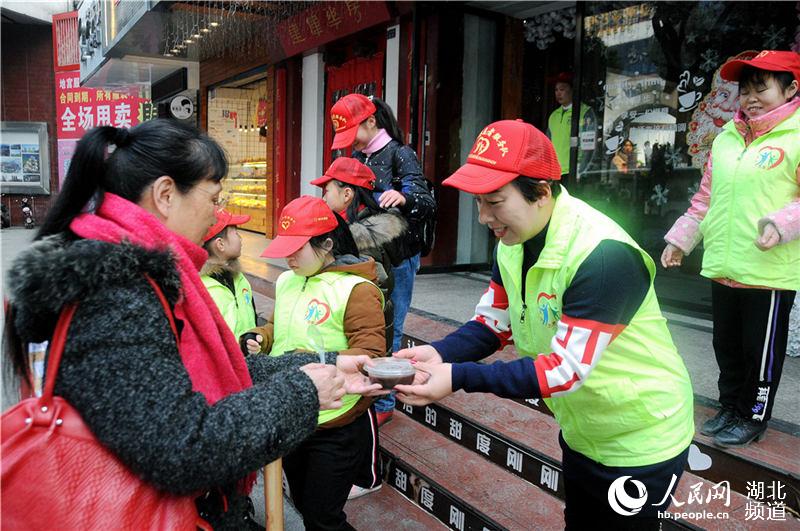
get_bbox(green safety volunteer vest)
[496,187,694,467]
[548,104,588,175]
[202,272,257,340]
[699,109,800,290]
[270,269,383,425]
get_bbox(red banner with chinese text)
[54,71,155,185]
[277,1,391,58]
[55,71,146,140]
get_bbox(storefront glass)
[207,72,275,235]
[573,2,799,315]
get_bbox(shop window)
[207,73,275,235]
[574,1,799,316]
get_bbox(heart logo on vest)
[537,292,560,328]
[304,299,331,325]
[755,146,785,170]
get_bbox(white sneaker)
[348,484,382,500]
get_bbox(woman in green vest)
[662,50,800,448]
[394,120,694,529]
[252,195,389,530]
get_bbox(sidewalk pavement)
[3,225,799,427]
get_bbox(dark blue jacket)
[354,140,434,259]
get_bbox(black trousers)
[283,412,372,531]
[561,434,689,530]
[711,283,796,422]
[351,406,383,489]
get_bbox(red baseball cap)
[330,94,376,150]
[554,72,574,85]
[310,157,376,189]
[720,50,800,83]
[203,208,251,243]
[261,196,339,258]
[443,119,561,194]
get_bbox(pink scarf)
[70,193,253,405]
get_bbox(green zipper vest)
[548,104,589,175]
[496,187,694,466]
[202,271,257,340]
[699,109,800,290]
[270,269,383,425]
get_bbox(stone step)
[378,410,566,530]
[396,396,795,529]
[345,473,447,530]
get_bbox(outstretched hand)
[336,355,391,397]
[394,362,453,406]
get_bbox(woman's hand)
[335,355,390,396]
[379,190,407,208]
[755,223,780,251]
[394,345,442,385]
[300,363,346,410]
[660,244,684,268]
[393,344,442,364]
[395,362,453,406]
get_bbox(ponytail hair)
[370,97,404,144]
[37,119,228,240]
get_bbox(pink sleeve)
[664,155,712,254]
[758,164,800,243]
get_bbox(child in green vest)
[200,209,257,341]
[662,50,800,447]
[250,195,388,529]
[312,156,408,500]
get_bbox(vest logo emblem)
[537,292,560,328]
[242,288,252,305]
[755,146,784,170]
[304,298,331,325]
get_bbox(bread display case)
[223,160,267,233]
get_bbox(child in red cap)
[663,50,800,447]
[394,119,695,529]
[250,195,388,529]
[330,93,435,428]
[312,157,408,499]
[200,208,257,343]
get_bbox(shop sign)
[277,1,391,58]
[56,71,140,140]
[55,70,154,185]
[78,0,107,83]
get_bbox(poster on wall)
[55,70,154,186]
[0,122,50,195]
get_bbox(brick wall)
[1,22,57,226]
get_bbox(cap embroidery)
[280,215,295,230]
[331,113,347,131]
[474,126,510,158]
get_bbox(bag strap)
[40,275,177,401]
[144,275,178,340]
